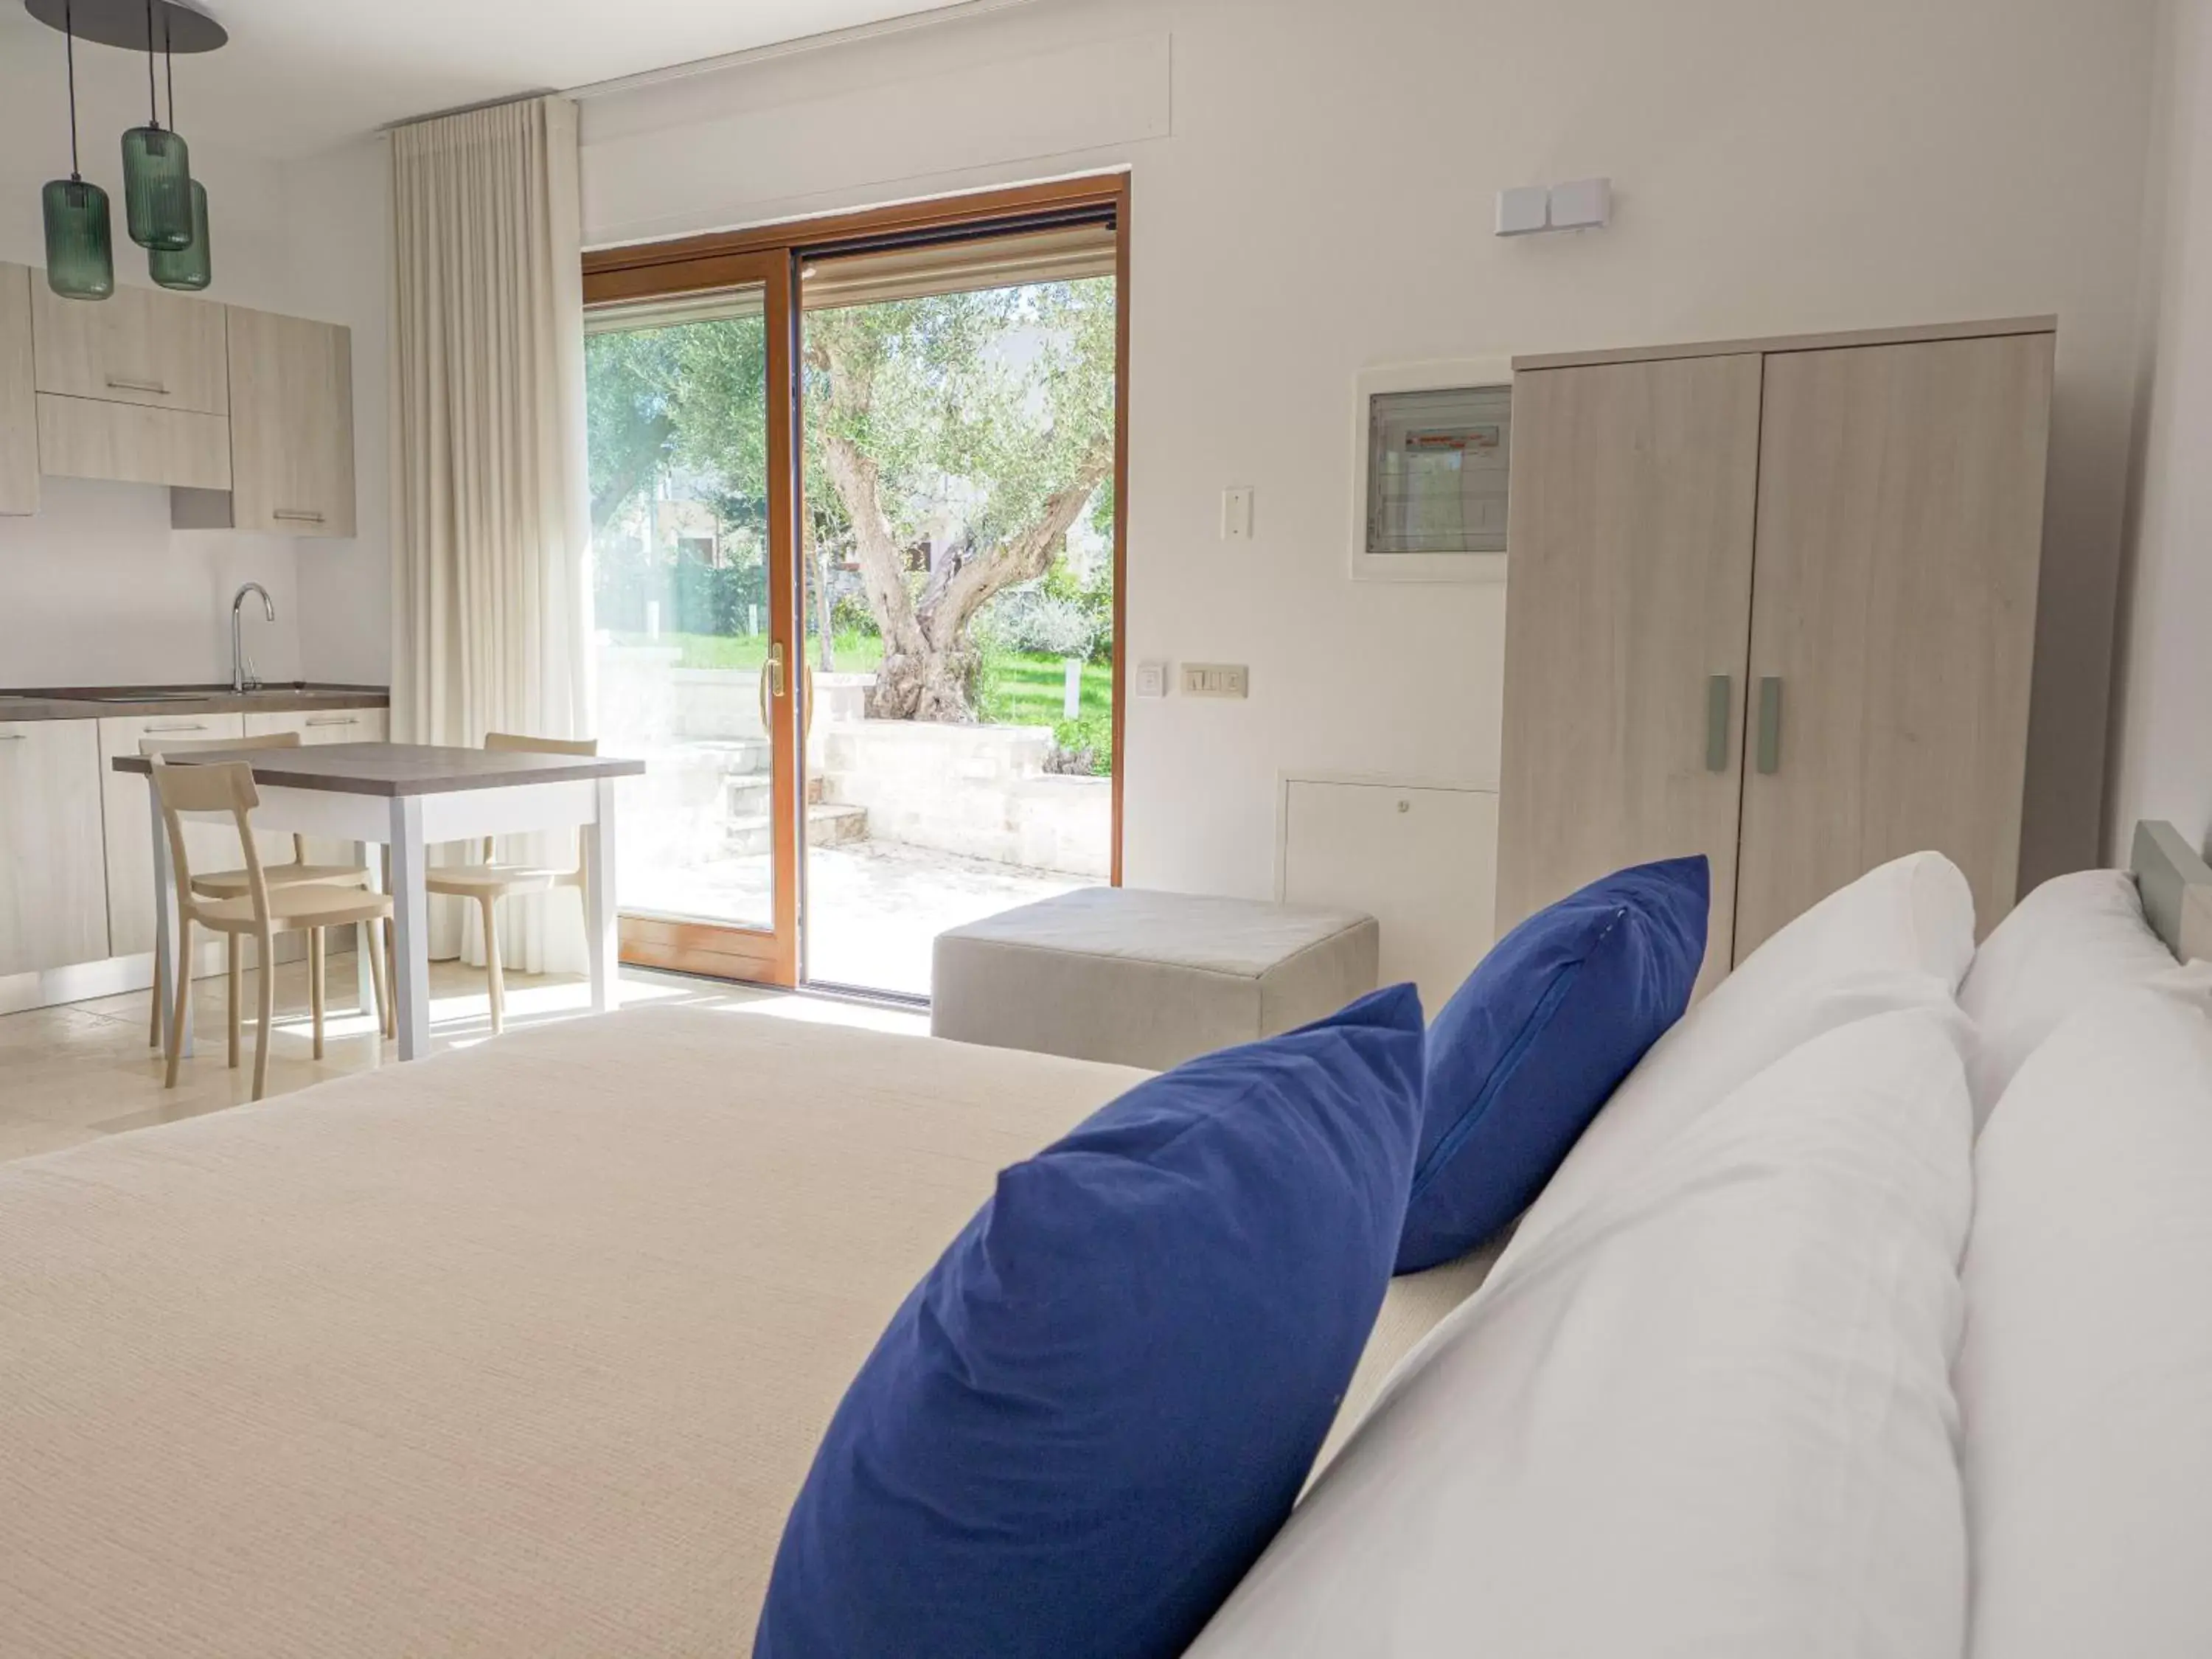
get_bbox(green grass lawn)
[977,654,1113,728]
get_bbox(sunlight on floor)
[0,953,926,1164]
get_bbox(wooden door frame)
[583,172,1131,986]
[585,247,803,985]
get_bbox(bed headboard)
[2129,821,2212,961]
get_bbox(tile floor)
[0,953,926,1165]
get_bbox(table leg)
[148,779,195,1060]
[388,797,431,1060]
[586,777,619,1015]
[352,839,378,1015]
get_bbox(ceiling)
[1,0,986,159]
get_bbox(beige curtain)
[389,96,593,975]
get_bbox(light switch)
[1549,177,1613,230]
[1135,661,1168,698]
[1182,663,1250,699]
[1221,487,1255,543]
[1495,184,1549,237]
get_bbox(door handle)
[758,642,788,729]
[1756,676,1784,775]
[1705,675,1731,773]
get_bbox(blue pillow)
[756,984,1425,1659]
[1397,857,1708,1273]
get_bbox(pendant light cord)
[165,33,175,131]
[145,0,161,130]
[64,0,80,178]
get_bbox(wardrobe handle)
[105,375,169,394]
[1756,677,1784,775]
[1705,675,1731,772]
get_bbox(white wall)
[574,0,2160,900]
[0,41,363,689]
[278,0,2164,902]
[2109,0,2212,855]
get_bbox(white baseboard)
[0,942,361,1018]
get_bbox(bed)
[4,826,2209,1656]
[0,998,1486,1656]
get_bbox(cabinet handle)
[145,721,207,734]
[273,509,327,524]
[1705,675,1731,773]
[0,733,24,742]
[1756,677,1784,775]
[105,375,170,394]
[305,715,358,728]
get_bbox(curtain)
[389,96,593,975]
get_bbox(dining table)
[112,742,646,1062]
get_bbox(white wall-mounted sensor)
[1495,185,1549,237]
[1549,177,1613,231]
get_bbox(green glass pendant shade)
[121,125,193,251]
[149,178,211,291]
[42,178,114,301]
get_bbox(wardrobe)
[1495,318,2055,989]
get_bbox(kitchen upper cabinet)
[0,262,34,515]
[213,307,356,537]
[32,279,229,415]
[0,720,111,978]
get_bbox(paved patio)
[619,840,1092,999]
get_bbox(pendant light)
[41,0,114,302]
[120,0,192,251]
[147,35,210,291]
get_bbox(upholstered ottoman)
[931,888,1380,1071]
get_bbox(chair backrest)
[150,757,271,926]
[140,731,305,865]
[481,734,599,871]
[484,731,599,757]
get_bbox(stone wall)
[815,717,1111,877]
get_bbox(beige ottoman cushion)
[931,887,1381,1070]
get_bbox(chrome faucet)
[231,582,274,694]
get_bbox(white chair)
[142,731,389,1047]
[152,757,397,1100]
[426,732,598,1034]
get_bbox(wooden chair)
[142,731,389,1046]
[150,756,397,1101]
[426,733,599,1035]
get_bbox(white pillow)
[1506,849,1975,1259]
[1191,1006,1975,1658]
[1957,869,2177,1127]
[1958,975,2212,1659]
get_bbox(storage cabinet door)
[225,307,355,537]
[243,708,385,872]
[0,262,35,515]
[99,713,250,959]
[1734,333,2053,956]
[1495,353,1763,992]
[31,279,229,415]
[0,720,111,975]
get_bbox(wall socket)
[1182,663,1250,699]
[1134,661,1168,698]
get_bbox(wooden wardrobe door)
[1496,352,1762,992]
[1733,332,2053,957]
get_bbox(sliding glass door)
[581,179,1129,998]
[583,254,803,984]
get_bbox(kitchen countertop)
[0,684,392,722]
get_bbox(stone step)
[723,801,869,856]
[726,771,832,815]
